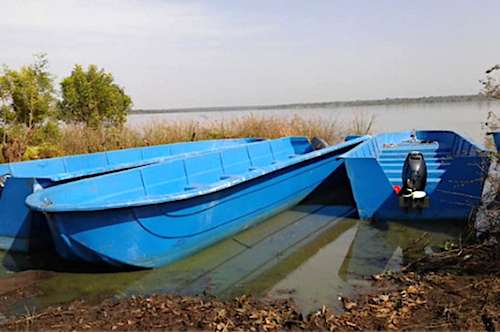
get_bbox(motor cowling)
[400,151,427,197]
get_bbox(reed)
[6,113,376,160]
[220,114,346,143]
[59,125,144,155]
[345,111,377,136]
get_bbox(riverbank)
[3,114,366,163]
[1,241,498,331]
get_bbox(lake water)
[0,191,466,316]
[128,100,500,144]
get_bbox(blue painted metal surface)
[26,135,369,268]
[0,138,263,252]
[488,130,500,151]
[341,130,491,221]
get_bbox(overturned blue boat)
[26,135,369,268]
[0,138,263,252]
[341,130,491,221]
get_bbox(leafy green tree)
[59,64,132,129]
[0,54,55,130]
[0,66,14,144]
[0,54,56,161]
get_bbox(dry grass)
[345,111,377,136]
[221,114,346,143]
[482,111,500,149]
[135,114,350,146]
[5,113,377,160]
[59,125,144,155]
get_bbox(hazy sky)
[1,0,500,109]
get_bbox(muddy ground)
[0,241,498,332]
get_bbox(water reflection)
[338,219,467,284]
[0,199,466,316]
[126,205,356,300]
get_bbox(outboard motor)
[399,152,429,210]
[401,151,427,196]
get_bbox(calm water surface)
[128,100,500,144]
[0,199,465,315]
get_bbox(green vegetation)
[59,64,132,129]
[0,54,55,129]
[0,54,57,162]
[0,53,373,162]
[0,113,353,161]
[0,56,132,162]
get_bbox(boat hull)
[341,130,491,221]
[0,139,262,252]
[0,178,51,252]
[45,150,348,268]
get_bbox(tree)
[0,55,55,130]
[59,64,132,129]
[0,54,56,161]
[0,66,14,144]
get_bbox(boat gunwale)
[339,129,489,159]
[26,135,370,213]
[0,138,264,181]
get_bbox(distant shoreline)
[131,94,492,115]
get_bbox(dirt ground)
[0,241,499,332]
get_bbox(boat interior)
[0,139,262,181]
[27,137,319,209]
[344,130,486,194]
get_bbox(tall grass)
[345,111,377,136]
[59,125,144,155]
[135,114,349,145]
[223,114,346,143]
[3,113,377,161]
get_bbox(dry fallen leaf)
[407,286,418,294]
[344,302,357,310]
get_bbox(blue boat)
[488,130,500,151]
[0,138,263,252]
[341,130,491,221]
[26,135,369,268]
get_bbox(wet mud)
[1,241,498,331]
